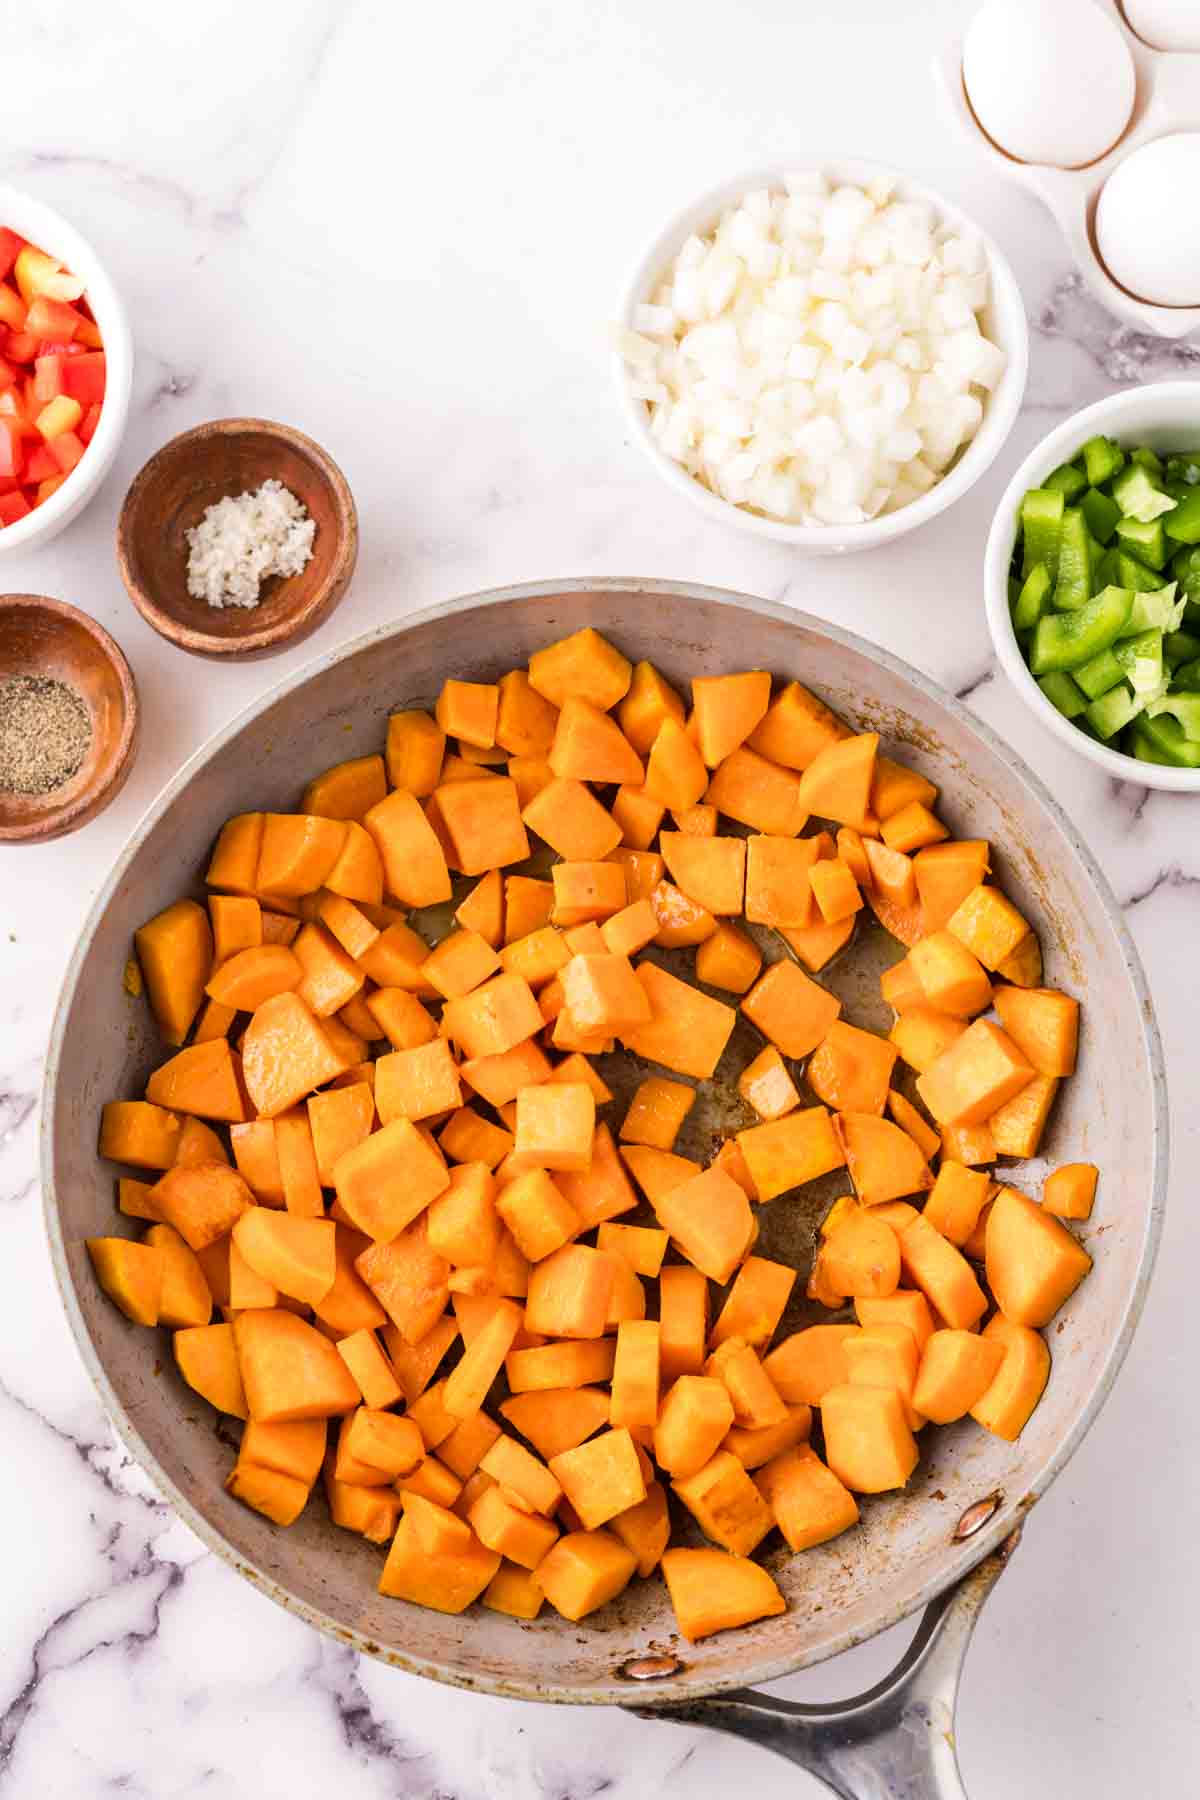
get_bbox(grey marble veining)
[2,1,1198,1794]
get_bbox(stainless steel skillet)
[42,579,1166,1798]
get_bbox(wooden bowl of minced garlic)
[116,419,357,659]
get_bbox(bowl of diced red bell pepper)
[0,186,132,550]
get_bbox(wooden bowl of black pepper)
[0,595,139,843]
[116,418,358,660]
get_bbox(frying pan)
[42,580,1166,1799]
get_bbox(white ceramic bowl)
[0,186,133,553]
[612,157,1028,555]
[984,380,1200,792]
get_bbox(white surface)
[985,379,1200,789]
[0,3,1196,1795]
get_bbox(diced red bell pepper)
[24,443,59,483]
[79,402,102,445]
[6,331,37,363]
[0,284,25,332]
[0,488,31,526]
[48,429,84,474]
[35,474,66,506]
[0,356,15,392]
[62,351,105,406]
[33,353,65,403]
[74,316,102,349]
[0,230,24,282]
[25,294,80,342]
[0,417,24,478]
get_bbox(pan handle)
[629,1527,1020,1800]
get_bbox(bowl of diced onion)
[613,159,1027,554]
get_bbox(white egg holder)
[933,0,1200,339]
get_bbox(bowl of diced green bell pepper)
[986,381,1200,790]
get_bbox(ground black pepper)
[0,674,92,795]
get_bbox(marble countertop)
[2,1,1197,1793]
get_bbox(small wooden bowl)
[0,596,139,843]
[116,419,358,659]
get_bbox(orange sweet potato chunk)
[747,681,848,770]
[691,670,772,767]
[706,746,807,836]
[743,835,820,929]
[820,1383,918,1492]
[385,709,445,796]
[525,1243,614,1339]
[302,753,388,822]
[435,777,530,876]
[621,962,736,1080]
[652,1164,755,1284]
[257,814,347,899]
[741,959,841,1059]
[617,660,686,754]
[695,921,762,993]
[235,1307,360,1422]
[1043,1161,1098,1222]
[807,1020,897,1116]
[308,1082,375,1184]
[662,1546,785,1642]
[796,732,878,830]
[206,812,264,896]
[533,1528,637,1621]
[363,789,452,907]
[835,1112,933,1207]
[550,697,643,786]
[334,1116,450,1242]
[914,839,991,931]
[135,899,214,1046]
[443,971,543,1060]
[916,1018,1035,1128]
[984,1185,1091,1327]
[644,716,709,812]
[660,832,746,916]
[99,1100,182,1171]
[208,893,262,965]
[528,627,631,712]
[736,1107,845,1203]
[650,879,716,948]
[241,992,349,1118]
[755,1445,859,1551]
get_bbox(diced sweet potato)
[706,1338,788,1429]
[1043,1162,1098,1222]
[880,801,947,854]
[946,884,1030,972]
[533,1528,637,1620]
[384,1314,459,1402]
[820,1382,918,1492]
[621,962,736,1080]
[996,932,1043,987]
[993,986,1079,1078]
[912,1330,1004,1424]
[616,660,685,753]
[527,627,630,711]
[761,1329,858,1408]
[924,1161,990,1247]
[914,840,991,932]
[334,1328,402,1410]
[653,1375,734,1478]
[844,1323,923,1428]
[334,1117,450,1243]
[643,716,708,812]
[443,971,543,1059]
[691,671,771,767]
[436,678,499,749]
[302,753,388,822]
[385,710,445,796]
[737,1106,845,1203]
[809,857,863,926]
[175,1321,247,1417]
[232,1209,336,1305]
[379,1504,500,1609]
[755,1445,858,1551]
[661,1545,785,1642]
[151,1161,254,1250]
[916,1018,1035,1127]
[307,1082,375,1184]
[551,860,627,927]
[511,1082,595,1173]
[376,1038,462,1125]
[440,1106,514,1170]
[86,1237,162,1326]
[890,1007,968,1075]
[970,1314,1050,1439]
[437,777,531,876]
[671,1448,773,1555]
[99,1100,182,1170]
[206,812,265,896]
[227,1118,285,1209]
[241,992,348,1118]
[743,835,819,929]
[742,958,841,1059]
[807,1020,897,1116]
[609,1319,660,1430]
[612,784,666,854]
[989,1074,1058,1158]
[234,1308,360,1421]
[505,1337,615,1393]
[723,1405,811,1469]
[651,879,717,948]
[657,1264,709,1382]
[659,832,746,916]
[985,1186,1091,1327]
[910,932,992,1018]
[835,1112,933,1207]
[705,746,807,836]
[257,814,347,899]
[145,1039,247,1124]
[523,776,623,862]
[550,696,643,785]
[738,1045,800,1121]
[550,1426,646,1529]
[323,821,384,907]
[600,898,659,958]
[363,789,452,907]
[524,1243,613,1339]
[708,1257,795,1352]
[855,1289,935,1350]
[780,915,857,973]
[651,1164,754,1284]
[135,899,213,1046]
[898,1214,988,1329]
[748,681,848,769]
[444,1297,524,1417]
[357,1219,451,1344]
[821,1210,900,1299]
[796,732,878,829]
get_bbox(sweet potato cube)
[534,1527,637,1620]
[495,1169,580,1261]
[502,878,555,946]
[651,1164,754,1284]
[561,953,650,1036]
[889,1007,967,1076]
[549,695,643,786]
[705,745,807,836]
[87,1237,162,1326]
[747,680,848,769]
[617,659,685,753]
[145,1039,248,1124]
[438,1410,503,1481]
[621,962,736,1080]
[208,893,262,965]
[970,1315,1050,1439]
[241,992,348,1119]
[863,837,917,910]
[271,1107,323,1218]
[913,839,991,932]
[419,930,500,1002]
[206,812,265,896]
[134,898,213,1046]
[736,1106,845,1203]
[885,1093,941,1166]
[672,1448,773,1555]
[737,1046,799,1121]
[946,884,1031,972]
[505,1338,615,1392]
[659,832,746,916]
[307,1083,375,1185]
[382,1314,458,1402]
[443,971,543,1060]
[426,1162,500,1268]
[996,932,1043,987]
[99,1099,182,1171]
[362,789,452,908]
[481,1559,545,1620]
[820,1382,917,1493]
[821,1210,901,1300]
[691,670,771,767]
[620,1144,699,1204]
[650,879,716,948]
[524,1243,613,1338]
[898,1213,988,1329]
[485,670,556,764]
[661,1546,785,1643]
[523,777,623,863]
[500,925,571,990]
[232,1210,335,1306]
[385,709,445,796]
[1043,1162,1098,1222]
[549,1426,646,1530]
[844,1323,923,1428]
[288,924,364,1019]
[551,860,627,928]
[438,777,530,876]
[478,1432,562,1515]
[334,1328,402,1409]
[912,1330,1005,1424]
[435,678,499,749]
[611,784,666,850]
[807,1021,897,1117]
[376,1039,462,1125]
[257,814,347,899]
[755,1445,859,1551]
[742,959,841,1059]
[225,1461,310,1526]
[357,1217,452,1345]
[600,899,659,961]
[342,1407,425,1481]
[985,1186,1091,1327]
[723,1404,811,1469]
[333,1117,449,1243]
[993,986,1079,1078]
[855,1290,935,1350]
[742,835,818,930]
[443,1296,523,1416]
[234,1308,360,1422]
[643,716,708,812]
[467,1483,559,1568]
[174,1321,247,1417]
[835,1112,933,1207]
[609,1319,661,1431]
[909,932,992,1020]
[809,858,862,927]
[322,821,384,907]
[496,1390,607,1463]
[527,626,630,711]
[653,1375,733,1478]
[989,1074,1058,1158]
[916,1018,1035,1127]
[118,1177,160,1223]
[709,1257,795,1352]
[796,732,878,829]
[880,801,947,854]
[151,1162,254,1250]
[620,1076,695,1151]
[513,1082,595,1172]
[763,1324,860,1405]
[379,1506,500,1609]
[924,1161,990,1247]
[314,894,379,965]
[440,1106,514,1170]
[880,955,924,1014]
[300,752,387,822]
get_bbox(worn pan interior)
[43,580,1165,1704]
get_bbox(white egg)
[1123,0,1200,51]
[963,0,1135,168]
[1096,134,1200,306]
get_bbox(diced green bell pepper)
[1082,435,1125,487]
[1029,585,1132,675]
[1170,544,1200,601]
[1020,489,1064,582]
[1074,646,1126,700]
[1012,562,1051,633]
[1115,513,1168,570]
[1051,506,1092,609]
[1112,462,1176,524]
[1080,487,1120,545]
[1116,551,1168,594]
[1163,488,1200,544]
[1044,461,1087,501]
[1164,453,1200,488]
[1130,445,1164,479]
[1113,628,1163,694]
[1164,629,1200,667]
[1037,670,1088,718]
[1169,656,1200,692]
[1136,711,1200,765]
[1147,691,1200,742]
[1086,682,1141,740]
[1121,584,1182,637]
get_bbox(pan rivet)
[954,1494,1002,1540]
[619,1653,684,1681]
